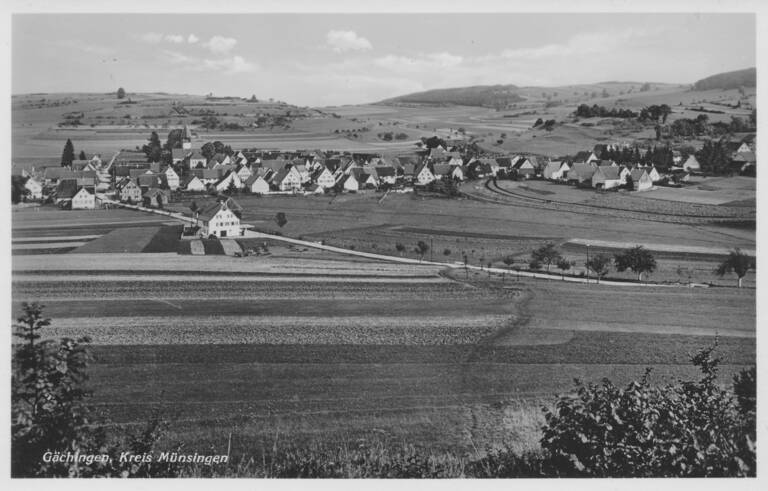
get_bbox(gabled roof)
[350,168,374,182]
[573,151,594,162]
[191,168,220,180]
[432,163,453,176]
[181,175,204,187]
[732,151,756,163]
[375,166,396,177]
[495,157,513,168]
[245,174,268,187]
[630,169,649,181]
[260,159,288,173]
[271,168,291,183]
[543,161,562,174]
[512,157,535,170]
[197,202,226,222]
[415,162,432,176]
[137,173,167,188]
[595,165,620,180]
[143,187,170,199]
[56,179,80,199]
[568,163,596,180]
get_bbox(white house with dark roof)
[198,201,241,238]
[271,166,302,191]
[117,179,142,203]
[71,187,95,209]
[164,166,180,190]
[629,168,653,191]
[591,165,622,189]
[414,163,436,185]
[341,173,360,192]
[245,175,270,194]
[182,175,207,192]
[311,166,337,189]
[24,177,43,200]
[214,170,243,193]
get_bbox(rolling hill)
[693,67,756,91]
[381,84,525,107]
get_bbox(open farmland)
[165,189,753,287]
[11,244,755,456]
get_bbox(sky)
[12,13,756,107]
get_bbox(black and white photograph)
[4,0,763,483]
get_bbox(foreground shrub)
[12,303,180,477]
[540,343,755,477]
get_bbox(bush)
[12,303,179,477]
[540,343,756,477]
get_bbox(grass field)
[164,189,753,287]
[11,246,755,456]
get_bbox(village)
[11,122,757,241]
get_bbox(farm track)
[467,179,754,225]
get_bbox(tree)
[165,128,184,150]
[502,255,516,272]
[12,175,28,204]
[78,150,87,160]
[395,243,405,257]
[12,302,92,476]
[142,131,163,163]
[715,248,753,288]
[415,241,429,261]
[531,242,562,272]
[556,258,574,279]
[614,245,657,281]
[61,139,75,167]
[12,304,180,477]
[116,87,126,99]
[274,212,287,228]
[201,142,215,160]
[585,254,611,283]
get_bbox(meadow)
[11,243,755,456]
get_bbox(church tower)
[182,124,192,150]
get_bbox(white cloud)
[326,30,372,53]
[203,36,238,54]
[374,52,463,71]
[59,39,115,56]
[163,50,257,74]
[164,34,185,44]
[138,32,163,44]
[188,34,199,44]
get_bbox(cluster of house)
[12,155,107,209]
[12,125,757,210]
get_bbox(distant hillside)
[381,84,524,107]
[693,68,756,91]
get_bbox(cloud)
[138,32,202,45]
[163,50,257,74]
[164,34,185,44]
[138,32,163,44]
[203,36,238,54]
[326,30,372,53]
[59,39,115,56]
[375,52,463,71]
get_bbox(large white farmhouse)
[198,201,241,238]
